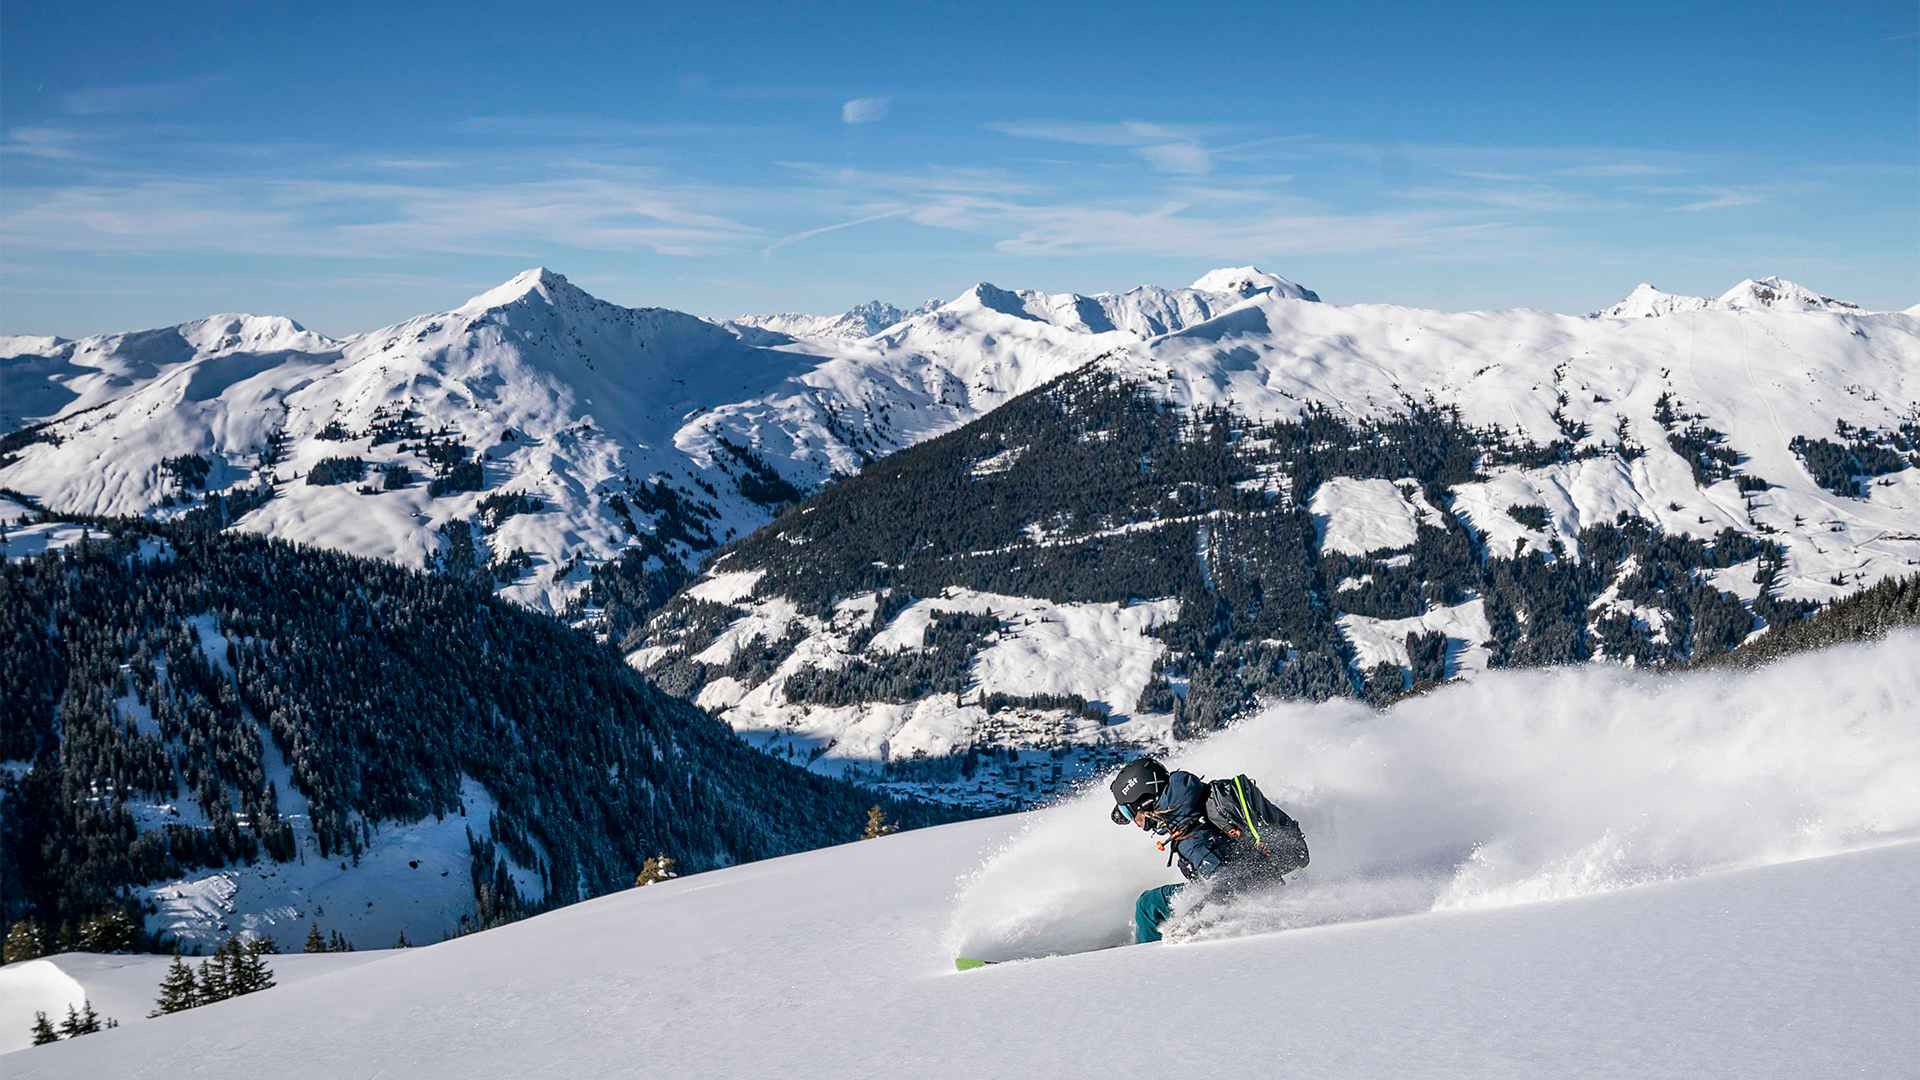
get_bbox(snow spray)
[945,631,1920,961]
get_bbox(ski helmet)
[1109,758,1170,824]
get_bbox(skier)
[1110,756,1309,943]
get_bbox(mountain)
[724,298,941,341]
[1592,283,1717,319]
[0,523,948,953]
[0,268,1307,630]
[8,632,1917,1074]
[1592,275,1869,318]
[633,277,1920,807]
[6,269,1915,811]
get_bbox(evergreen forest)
[0,520,950,944]
[640,368,1823,733]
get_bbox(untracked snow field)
[8,634,1919,1078]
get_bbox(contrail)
[762,208,913,260]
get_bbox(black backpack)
[1203,774,1310,876]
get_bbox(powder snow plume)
[946,632,1920,960]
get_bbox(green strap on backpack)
[1232,775,1263,847]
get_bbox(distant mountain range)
[623,273,1920,807]
[0,266,1317,620]
[5,269,1917,813]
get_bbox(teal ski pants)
[1134,883,1184,943]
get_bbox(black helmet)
[1109,758,1170,824]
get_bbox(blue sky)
[2,0,1914,337]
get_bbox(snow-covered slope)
[0,952,388,1055]
[9,633,1918,1077]
[1109,285,1920,598]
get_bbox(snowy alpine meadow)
[5,632,1917,1076]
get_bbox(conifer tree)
[327,929,354,952]
[393,929,413,948]
[860,806,898,840]
[234,938,277,994]
[633,855,678,887]
[151,953,199,1015]
[57,1004,79,1039]
[303,923,326,953]
[196,942,232,1004]
[3,920,44,964]
[78,909,141,953]
[30,1011,58,1045]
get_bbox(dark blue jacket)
[1150,770,1234,881]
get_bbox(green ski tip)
[954,957,990,971]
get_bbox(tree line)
[0,518,957,946]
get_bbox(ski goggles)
[1110,799,1154,825]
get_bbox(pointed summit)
[1188,267,1319,302]
[1593,284,1713,319]
[458,268,583,314]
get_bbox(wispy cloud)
[1555,162,1695,178]
[0,111,1828,288]
[458,116,768,140]
[1,126,91,160]
[906,194,1515,259]
[1400,183,1638,214]
[990,120,1229,176]
[778,162,1038,197]
[1669,189,1767,212]
[1,170,766,259]
[60,77,218,115]
[842,97,891,124]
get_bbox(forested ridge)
[0,520,950,944]
[1686,572,1920,669]
[642,366,1822,733]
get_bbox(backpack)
[1203,774,1309,876]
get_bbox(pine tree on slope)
[29,1011,58,1045]
[235,938,277,994]
[304,923,326,953]
[151,953,199,1015]
[57,1000,104,1037]
[861,806,898,840]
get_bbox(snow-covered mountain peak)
[173,313,337,355]
[725,298,942,342]
[1593,283,1715,319]
[1595,277,1866,318]
[0,334,68,358]
[1717,276,1862,313]
[1189,266,1319,302]
[456,267,584,314]
[933,273,1312,339]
